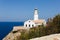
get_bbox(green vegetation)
[17,14,60,40]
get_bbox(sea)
[0,22,24,40]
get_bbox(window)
[29,24,30,27]
[29,21,30,22]
[26,24,27,27]
[32,25,34,27]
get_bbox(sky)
[0,0,60,22]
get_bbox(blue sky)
[0,0,60,22]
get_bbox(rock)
[3,26,27,40]
[3,26,60,40]
[3,31,21,40]
[30,34,60,40]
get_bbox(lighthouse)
[34,8,38,20]
[24,8,46,29]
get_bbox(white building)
[24,8,46,29]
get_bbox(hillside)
[30,34,60,40]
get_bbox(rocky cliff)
[3,26,60,40]
[30,34,60,40]
[3,26,27,40]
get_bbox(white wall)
[24,20,36,29]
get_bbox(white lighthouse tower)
[24,8,46,29]
[34,8,38,20]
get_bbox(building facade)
[24,8,46,29]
